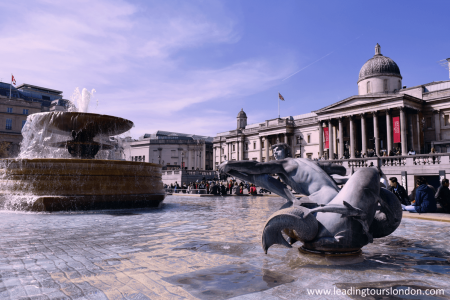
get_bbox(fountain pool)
[0,107,165,211]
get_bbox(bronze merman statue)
[219,143,402,254]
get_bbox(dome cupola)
[357,44,403,95]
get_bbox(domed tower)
[358,44,402,95]
[237,108,247,129]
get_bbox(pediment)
[314,95,399,114]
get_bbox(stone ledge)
[402,211,450,223]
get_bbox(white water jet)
[70,88,97,113]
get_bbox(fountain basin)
[0,159,166,211]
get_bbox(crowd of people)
[163,179,263,196]
[386,176,450,214]
[164,172,450,214]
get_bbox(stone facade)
[0,82,69,157]
[0,95,41,157]
[128,131,213,170]
[213,44,450,168]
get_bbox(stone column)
[416,111,422,154]
[212,147,216,170]
[434,110,441,141]
[264,137,269,162]
[373,111,380,156]
[349,116,355,159]
[258,136,263,162]
[360,113,367,156]
[193,150,197,169]
[407,112,414,152]
[236,140,240,161]
[240,137,244,160]
[283,133,287,144]
[227,143,230,161]
[386,109,392,154]
[328,120,334,160]
[202,143,206,169]
[187,148,191,169]
[400,107,407,155]
[338,117,344,158]
[319,122,324,158]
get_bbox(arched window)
[367,81,371,94]
[398,80,401,90]
[384,79,388,92]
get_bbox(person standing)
[387,177,410,205]
[402,177,436,213]
[435,179,450,213]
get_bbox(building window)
[307,135,311,143]
[367,81,371,94]
[383,79,388,92]
[233,144,235,151]
[253,142,256,149]
[23,109,29,115]
[143,155,145,162]
[42,95,50,100]
[5,119,12,130]
[245,143,248,150]
[7,107,12,113]
[307,153,312,159]
[398,80,401,90]
[22,120,26,129]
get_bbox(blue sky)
[1,0,449,138]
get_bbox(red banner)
[323,127,329,149]
[393,117,401,143]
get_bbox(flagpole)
[9,74,12,100]
[278,91,280,119]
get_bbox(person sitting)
[387,177,410,205]
[402,177,437,213]
[435,179,450,213]
[408,149,416,155]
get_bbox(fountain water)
[0,89,165,211]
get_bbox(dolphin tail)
[262,206,318,254]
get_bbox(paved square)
[0,196,449,299]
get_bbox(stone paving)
[0,196,449,299]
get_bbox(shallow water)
[0,196,449,299]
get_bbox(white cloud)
[0,0,295,138]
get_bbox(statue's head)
[271,143,292,160]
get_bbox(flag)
[11,75,16,85]
[278,93,284,101]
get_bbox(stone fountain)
[0,91,165,212]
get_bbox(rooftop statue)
[219,143,402,254]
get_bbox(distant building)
[128,131,213,170]
[0,82,70,157]
[214,44,450,167]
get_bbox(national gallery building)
[213,44,450,168]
